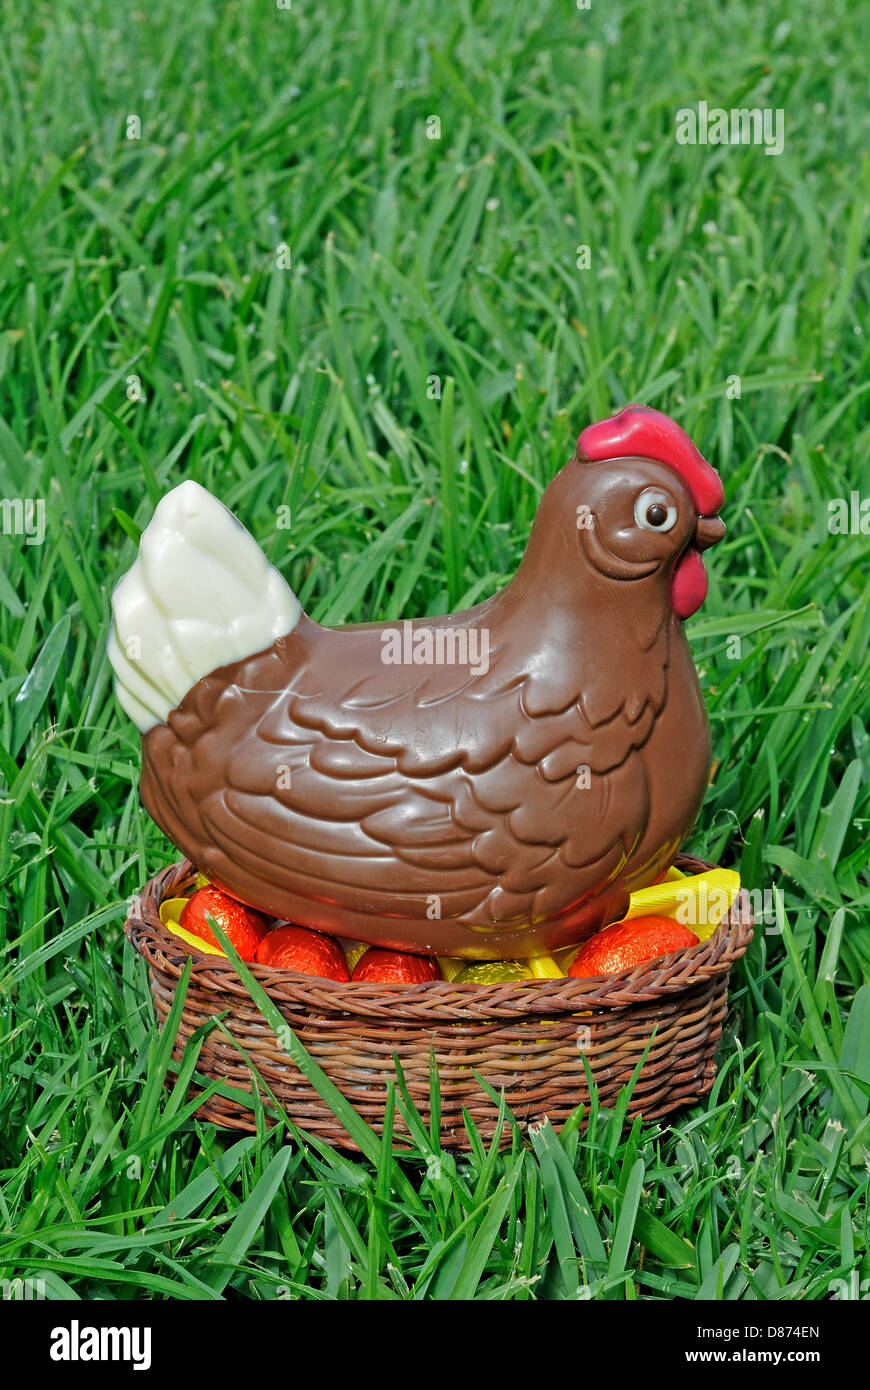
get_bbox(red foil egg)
[255,924,350,981]
[351,949,441,984]
[568,914,697,978]
[178,885,269,960]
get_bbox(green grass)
[1,0,869,1300]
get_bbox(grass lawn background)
[0,0,868,1300]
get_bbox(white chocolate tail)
[108,480,301,732]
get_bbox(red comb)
[578,404,724,515]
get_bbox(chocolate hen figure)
[109,405,725,958]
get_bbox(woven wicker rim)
[125,854,754,1023]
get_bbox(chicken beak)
[694,515,726,551]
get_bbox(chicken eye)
[634,489,677,532]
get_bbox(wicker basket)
[125,854,753,1151]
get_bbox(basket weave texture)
[125,854,753,1150]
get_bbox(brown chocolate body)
[140,453,713,958]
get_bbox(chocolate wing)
[140,615,669,954]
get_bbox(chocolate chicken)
[109,405,725,958]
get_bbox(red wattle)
[671,548,708,619]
